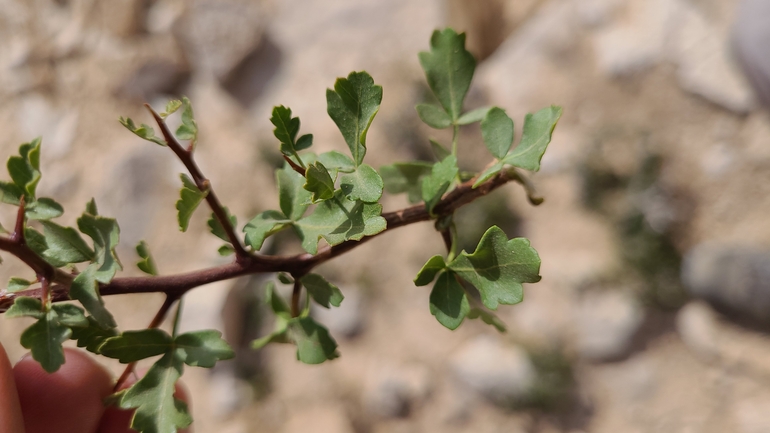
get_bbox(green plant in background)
[0,28,561,433]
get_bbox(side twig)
[145,105,252,263]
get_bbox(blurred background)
[2,0,770,432]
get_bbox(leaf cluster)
[0,27,563,433]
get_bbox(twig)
[113,295,179,391]
[283,155,306,176]
[290,278,302,318]
[0,167,518,312]
[145,105,252,263]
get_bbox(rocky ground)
[2,0,770,432]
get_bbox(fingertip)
[14,347,113,433]
[0,342,24,433]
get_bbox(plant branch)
[0,166,524,312]
[145,105,252,262]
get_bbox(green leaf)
[416,104,452,129]
[176,174,208,232]
[447,226,541,310]
[317,151,355,175]
[467,307,507,332]
[271,105,306,158]
[7,277,33,293]
[429,271,469,330]
[217,244,234,256]
[0,181,22,205]
[69,265,117,329]
[288,317,339,364]
[380,161,433,204]
[421,155,458,215]
[136,240,158,276]
[481,107,514,159]
[251,315,290,349]
[161,100,182,118]
[277,273,294,284]
[23,227,63,266]
[339,163,383,202]
[265,281,291,317]
[26,198,64,220]
[303,162,336,203]
[243,210,290,250]
[100,329,173,363]
[502,105,562,172]
[70,316,119,353]
[117,352,192,433]
[77,207,122,284]
[294,191,386,255]
[472,160,505,188]
[207,208,237,243]
[277,163,312,221]
[6,296,44,319]
[418,29,476,122]
[20,310,71,373]
[457,106,492,125]
[326,71,383,165]
[300,273,344,308]
[39,221,94,264]
[175,97,198,145]
[429,139,451,161]
[51,304,88,328]
[85,198,98,215]
[296,134,313,151]
[414,255,447,286]
[7,138,42,200]
[174,330,235,368]
[119,117,166,146]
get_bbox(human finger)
[0,342,24,433]
[13,348,113,433]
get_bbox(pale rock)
[673,3,756,113]
[682,243,770,323]
[17,95,78,158]
[591,0,675,76]
[207,370,254,416]
[731,0,770,107]
[147,0,185,34]
[574,0,621,27]
[476,0,578,108]
[734,396,770,433]
[676,301,720,360]
[596,355,658,405]
[450,336,536,403]
[281,404,355,433]
[363,363,432,418]
[173,0,266,81]
[114,60,191,102]
[573,291,644,360]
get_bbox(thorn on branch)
[283,155,306,176]
[12,196,25,244]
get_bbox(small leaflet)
[326,71,382,166]
[176,174,208,232]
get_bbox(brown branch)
[145,105,252,262]
[283,155,306,175]
[0,167,521,312]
